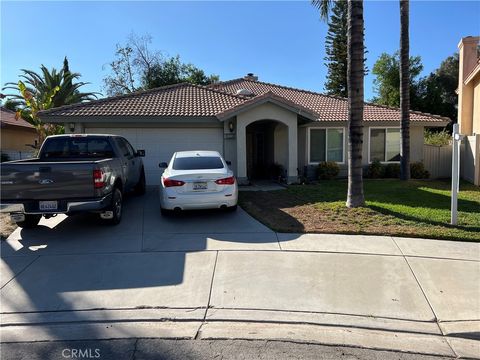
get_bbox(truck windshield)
[40,137,114,159]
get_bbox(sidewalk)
[1,232,479,358]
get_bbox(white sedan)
[159,151,238,214]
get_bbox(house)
[457,36,480,186]
[0,107,38,161]
[38,75,449,185]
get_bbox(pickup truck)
[0,134,146,228]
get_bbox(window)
[369,128,400,162]
[173,156,224,170]
[309,128,344,163]
[116,138,134,157]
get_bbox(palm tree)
[3,59,98,146]
[345,0,365,207]
[313,0,365,207]
[399,0,411,180]
[311,0,332,21]
[4,60,98,109]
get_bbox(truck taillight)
[215,176,235,185]
[163,178,185,187]
[93,169,105,189]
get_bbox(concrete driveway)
[1,188,479,358]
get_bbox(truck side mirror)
[136,150,145,157]
[159,162,168,168]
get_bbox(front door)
[246,130,269,180]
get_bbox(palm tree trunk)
[346,0,365,208]
[400,0,411,180]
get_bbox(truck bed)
[0,158,112,201]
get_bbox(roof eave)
[40,115,220,124]
[216,95,318,121]
[464,62,480,85]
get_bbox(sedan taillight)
[93,169,105,189]
[163,178,185,187]
[215,176,235,185]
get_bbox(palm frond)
[311,0,332,21]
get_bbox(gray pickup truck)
[0,134,146,228]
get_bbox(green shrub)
[366,160,385,178]
[317,161,340,180]
[384,163,401,178]
[424,130,451,146]
[410,162,429,179]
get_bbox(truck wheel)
[16,214,42,229]
[134,168,146,196]
[105,188,123,225]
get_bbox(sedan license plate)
[193,182,208,190]
[39,200,58,211]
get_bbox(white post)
[451,124,462,225]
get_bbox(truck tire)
[105,188,123,225]
[16,214,42,229]
[134,168,146,196]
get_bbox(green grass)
[239,180,480,241]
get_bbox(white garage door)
[85,127,224,185]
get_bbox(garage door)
[85,127,224,185]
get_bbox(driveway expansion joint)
[389,237,461,356]
[0,255,40,290]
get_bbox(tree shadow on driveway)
[0,187,296,345]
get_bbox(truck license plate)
[193,182,208,190]
[39,201,58,211]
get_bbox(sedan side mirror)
[159,162,168,168]
[226,160,232,166]
[136,150,145,157]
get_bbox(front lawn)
[239,180,480,241]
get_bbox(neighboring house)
[39,74,448,185]
[457,36,480,186]
[0,107,38,160]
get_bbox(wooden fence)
[423,144,452,179]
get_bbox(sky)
[1,1,479,101]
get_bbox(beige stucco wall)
[1,127,38,151]
[274,123,288,169]
[457,36,480,136]
[473,78,480,135]
[235,102,298,183]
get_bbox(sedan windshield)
[173,156,224,170]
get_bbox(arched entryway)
[246,120,288,181]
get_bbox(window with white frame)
[309,128,344,163]
[369,128,400,162]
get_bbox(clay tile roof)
[0,107,34,129]
[39,77,450,123]
[212,78,450,123]
[39,83,247,117]
[216,91,320,121]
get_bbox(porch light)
[69,122,76,132]
[228,121,234,133]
